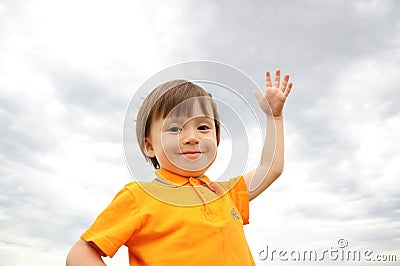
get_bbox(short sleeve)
[81,187,140,257]
[227,176,250,225]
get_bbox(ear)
[144,138,156,158]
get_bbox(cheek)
[160,135,180,154]
[200,137,217,153]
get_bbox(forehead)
[164,101,215,124]
[165,98,215,120]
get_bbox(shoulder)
[123,181,142,191]
[118,181,169,203]
[207,176,246,199]
[213,176,246,192]
[110,181,151,203]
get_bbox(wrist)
[267,114,283,120]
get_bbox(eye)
[198,125,211,131]
[167,126,181,133]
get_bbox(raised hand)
[254,69,293,118]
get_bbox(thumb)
[253,89,270,114]
[253,90,263,101]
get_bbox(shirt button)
[190,178,199,185]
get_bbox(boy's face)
[145,100,218,177]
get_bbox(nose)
[181,127,200,145]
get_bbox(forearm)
[66,239,106,266]
[246,116,284,200]
[260,115,284,172]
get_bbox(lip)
[181,151,202,159]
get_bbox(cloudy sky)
[1,0,399,265]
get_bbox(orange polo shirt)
[81,169,255,265]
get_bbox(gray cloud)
[1,0,399,265]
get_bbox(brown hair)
[136,80,220,168]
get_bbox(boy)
[66,69,293,265]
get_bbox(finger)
[284,82,293,97]
[265,70,272,88]
[281,74,290,92]
[274,69,280,88]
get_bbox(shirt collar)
[154,169,211,187]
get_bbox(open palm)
[254,69,293,117]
